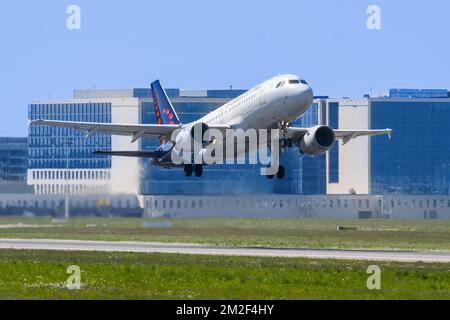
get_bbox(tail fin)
[151,80,181,125]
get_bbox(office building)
[0,137,32,193]
[370,93,450,195]
[28,85,450,197]
[326,89,450,196]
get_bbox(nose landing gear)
[281,138,293,148]
[278,121,291,136]
[278,121,295,149]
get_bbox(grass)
[0,217,449,251]
[0,250,449,300]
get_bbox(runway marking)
[0,224,57,229]
[0,238,449,263]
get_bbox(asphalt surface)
[0,238,449,262]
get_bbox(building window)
[328,102,339,184]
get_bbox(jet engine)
[299,125,336,157]
[175,122,211,147]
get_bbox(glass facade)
[370,98,450,195]
[0,137,28,182]
[328,102,339,184]
[28,103,112,170]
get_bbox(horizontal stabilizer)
[93,150,165,159]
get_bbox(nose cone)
[301,84,314,107]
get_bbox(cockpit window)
[300,79,308,84]
[289,80,300,84]
[275,81,285,88]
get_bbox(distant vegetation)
[0,217,449,251]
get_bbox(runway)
[0,238,449,263]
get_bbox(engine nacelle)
[300,125,336,157]
[175,122,210,147]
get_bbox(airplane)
[31,74,392,179]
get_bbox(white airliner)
[31,75,392,179]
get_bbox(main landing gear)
[184,164,203,177]
[184,165,193,177]
[266,165,286,180]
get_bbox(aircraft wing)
[333,129,393,144]
[31,120,231,143]
[286,127,392,145]
[31,119,180,141]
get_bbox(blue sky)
[1,0,449,136]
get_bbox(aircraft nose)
[301,85,314,106]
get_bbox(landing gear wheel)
[281,139,293,148]
[277,166,286,180]
[287,139,293,148]
[184,165,193,177]
[194,164,203,177]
